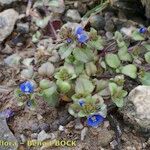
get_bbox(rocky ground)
[0,0,150,150]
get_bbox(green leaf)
[73,47,94,63]
[59,44,73,59]
[42,87,59,107]
[88,36,104,50]
[113,98,124,107]
[139,72,150,85]
[114,31,123,41]
[121,64,137,79]
[105,54,121,68]
[56,80,71,93]
[144,52,150,63]
[131,30,145,41]
[74,61,84,75]
[118,46,132,62]
[143,44,150,51]
[68,103,80,117]
[75,78,94,94]
[109,82,118,96]
[85,62,97,76]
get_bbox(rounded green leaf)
[39,79,52,90]
[139,72,150,85]
[121,64,137,79]
[105,54,121,68]
[56,80,71,93]
[144,52,150,63]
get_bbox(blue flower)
[87,114,104,127]
[67,38,72,43]
[139,27,147,33]
[78,99,85,107]
[20,81,34,94]
[75,26,89,43]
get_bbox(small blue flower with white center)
[78,99,85,107]
[139,27,147,34]
[67,38,72,43]
[75,26,89,43]
[87,114,104,127]
[20,81,34,94]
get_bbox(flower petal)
[87,114,104,127]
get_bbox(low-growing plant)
[15,25,150,127]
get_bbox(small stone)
[97,129,115,147]
[37,130,52,141]
[31,122,40,133]
[65,9,81,23]
[37,114,43,120]
[75,119,84,130]
[105,32,113,40]
[0,0,17,5]
[4,53,21,67]
[39,123,50,132]
[81,127,88,141]
[110,140,118,149]
[0,9,19,42]
[59,125,65,131]
[89,15,105,30]
[17,23,29,33]
[20,134,27,143]
[105,19,115,32]
[31,133,38,139]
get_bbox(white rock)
[0,9,19,42]
[0,0,17,5]
[4,53,21,67]
[58,125,65,131]
[81,127,88,141]
[65,9,81,23]
[122,86,150,130]
[37,130,52,142]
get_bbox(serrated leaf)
[118,46,132,62]
[144,52,150,63]
[105,54,121,68]
[73,47,93,63]
[113,98,124,107]
[75,78,94,94]
[74,61,84,75]
[59,44,73,59]
[131,30,145,41]
[121,64,137,79]
[88,36,104,50]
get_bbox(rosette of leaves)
[109,82,127,107]
[68,95,107,118]
[87,28,104,50]
[39,79,59,107]
[54,64,76,93]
